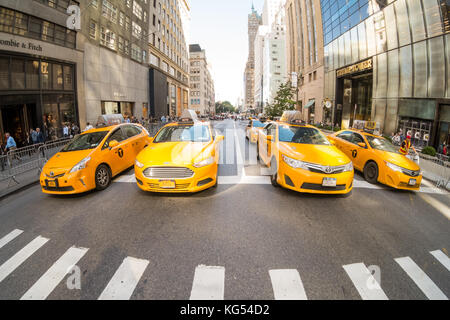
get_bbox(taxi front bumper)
[40,169,94,195]
[381,166,422,191]
[278,162,354,194]
[135,164,218,193]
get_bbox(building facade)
[0,0,82,146]
[244,5,262,113]
[322,0,450,149]
[286,0,325,124]
[148,0,190,119]
[189,44,215,116]
[254,25,270,114]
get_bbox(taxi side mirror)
[108,140,119,149]
[216,135,224,142]
[357,142,367,148]
[267,135,274,141]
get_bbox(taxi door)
[121,125,142,167]
[333,131,354,159]
[349,132,370,171]
[258,124,269,165]
[102,127,130,176]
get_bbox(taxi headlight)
[193,156,214,168]
[343,162,353,172]
[282,155,309,170]
[135,159,144,168]
[69,157,91,173]
[385,161,403,172]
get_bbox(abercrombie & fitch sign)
[0,38,43,52]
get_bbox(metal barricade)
[6,143,44,168]
[419,153,450,189]
[38,138,72,161]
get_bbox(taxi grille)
[148,183,191,190]
[305,163,347,174]
[143,167,194,179]
[401,168,421,177]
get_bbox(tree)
[215,101,236,113]
[264,81,296,118]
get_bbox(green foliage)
[264,81,296,117]
[422,146,437,157]
[215,101,235,113]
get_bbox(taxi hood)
[137,141,213,166]
[45,149,93,171]
[279,142,351,166]
[373,149,420,171]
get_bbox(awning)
[304,99,315,109]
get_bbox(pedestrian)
[438,143,444,154]
[84,122,94,132]
[443,144,448,156]
[161,115,166,123]
[35,128,45,144]
[63,123,70,137]
[5,132,20,163]
[31,128,37,145]
[72,123,80,136]
[399,134,416,156]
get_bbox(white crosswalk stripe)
[21,246,89,300]
[0,236,49,283]
[395,257,448,300]
[98,257,149,300]
[269,269,308,300]
[343,263,389,300]
[190,265,225,300]
[430,250,450,272]
[0,229,23,249]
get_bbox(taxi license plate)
[322,178,337,187]
[159,180,176,189]
[409,179,417,186]
[47,180,57,187]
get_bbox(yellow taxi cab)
[246,118,267,144]
[257,111,354,194]
[40,122,151,194]
[328,123,422,190]
[134,110,224,193]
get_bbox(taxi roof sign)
[96,114,124,128]
[280,111,305,125]
[179,109,199,124]
[353,120,381,135]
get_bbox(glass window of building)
[11,59,25,90]
[26,61,40,89]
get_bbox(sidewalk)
[0,167,41,199]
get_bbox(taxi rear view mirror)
[357,142,367,148]
[108,140,119,149]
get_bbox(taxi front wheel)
[364,162,379,184]
[95,164,111,191]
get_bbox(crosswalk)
[0,229,448,300]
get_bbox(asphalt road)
[0,120,448,300]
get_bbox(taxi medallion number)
[160,180,176,189]
[322,178,337,187]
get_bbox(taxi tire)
[270,158,278,187]
[363,161,379,184]
[95,164,111,191]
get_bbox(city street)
[0,119,448,300]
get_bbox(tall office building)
[148,0,190,119]
[285,0,324,123]
[321,0,450,149]
[189,44,215,116]
[0,0,151,146]
[244,4,262,112]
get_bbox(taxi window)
[103,128,125,149]
[252,121,265,128]
[123,125,141,138]
[154,125,211,143]
[337,131,353,142]
[350,133,365,145]
[61,131,108,152]
[365,135,400,154]
[278,125,331,145]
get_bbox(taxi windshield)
[279,125,331,145]
[365,135,400,154]
[252,121,266,127]
[61,131,108,152]
[154,125,211,143]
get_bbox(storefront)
[101,101,134,118]
[0,52,78,146]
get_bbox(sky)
[189,0,264,106]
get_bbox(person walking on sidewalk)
[5,132,21,164]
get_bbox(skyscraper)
[244,4,262,112]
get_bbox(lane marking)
[343,263,388,300]
[190,265,225,300]
[418,193,450,220]
[430,250,450,272]
[269,269,308,300]
[0,229,23,249]
[395,257,448,300]
[0,236,49,283]
[98,257,149,300]
[21,246,89,300]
